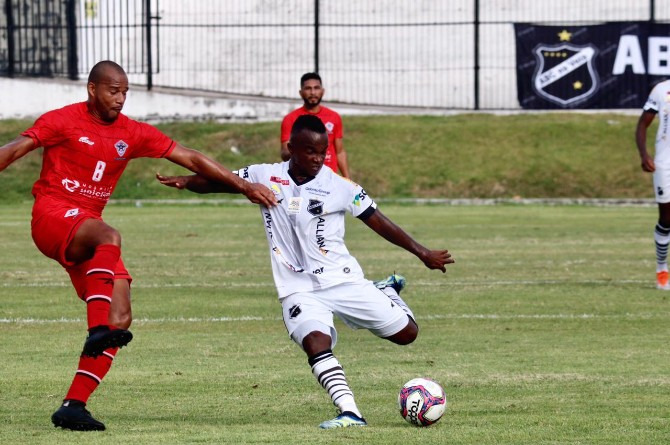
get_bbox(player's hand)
[419,249,454,273]
[241,182,278,207]
[156,173,190,189]
[640,154,655,173]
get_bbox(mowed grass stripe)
[2,311,670,324]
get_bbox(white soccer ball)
[398,377,447,426]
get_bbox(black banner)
[515,22,670,109]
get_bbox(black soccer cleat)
[51,400,106,431]
[82,326,133,357]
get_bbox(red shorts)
[31,197,132,299]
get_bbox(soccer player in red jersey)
[280,72,350,178]
[0,60,276,431]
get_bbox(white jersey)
[643,79,670,166]
[235,162,377,299]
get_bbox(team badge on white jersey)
[307,199,324,216]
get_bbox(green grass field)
[0,202,668,444]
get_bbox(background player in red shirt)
[280,72,350,178]
[0,60,276,431]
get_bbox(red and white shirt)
[22,102,175,215]
[280,106,343,173]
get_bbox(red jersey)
[280,105,343,173]
[22,102,175,215]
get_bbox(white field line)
[1,312,668,325]
[107,197,658,207]
[0,279,650,288]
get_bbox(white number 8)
[92,160,106,182]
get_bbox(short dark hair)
[88,60,126,84]
[291,114,326,139]
[300,72,322,87]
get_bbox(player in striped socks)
[157,115,454,428]
[636,79,670,290]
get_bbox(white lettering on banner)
[649,37,670,75]
[535,47,595,90]
[612,35,645,74]
[613,35,670,75]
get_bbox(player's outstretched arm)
[156,173,228,194]
[166,144,276,206]
[0,136,37,172]
[636,111,656,173]
[362,209,454,273]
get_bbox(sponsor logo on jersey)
[78,136,95,146]
[307,199,324,216]
[270,176,289,185]
[62,178,80,192]
[352,189,368,206]
[343,267,351,274]
[306,186,330,196]
[288,304,302,319]
[114,140,128,158]
[270,184,284,203]
[264,211,273,237]
[315,216,328,254]
[312,266,324,274]
[77,184,113,200]
[241,167,249,179]
[64,208,79,218]
[324,121,335,134]
[288,197,302,214]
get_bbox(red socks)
[65,347,119,403]
[65,245,123,404]
[84,244,120,330]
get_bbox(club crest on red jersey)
[324,121,334,134]
[114,140,128,157]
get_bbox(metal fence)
[0,0,668,109]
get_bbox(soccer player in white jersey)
[156,115,454,428]
[637,79,670,290]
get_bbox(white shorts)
[654,165,670,203]
[280,280,411,349]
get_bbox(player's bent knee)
[302,331,332,356]
[386,318,419,345]
[103,228,122,247]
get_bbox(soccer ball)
[398,378,447,426]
